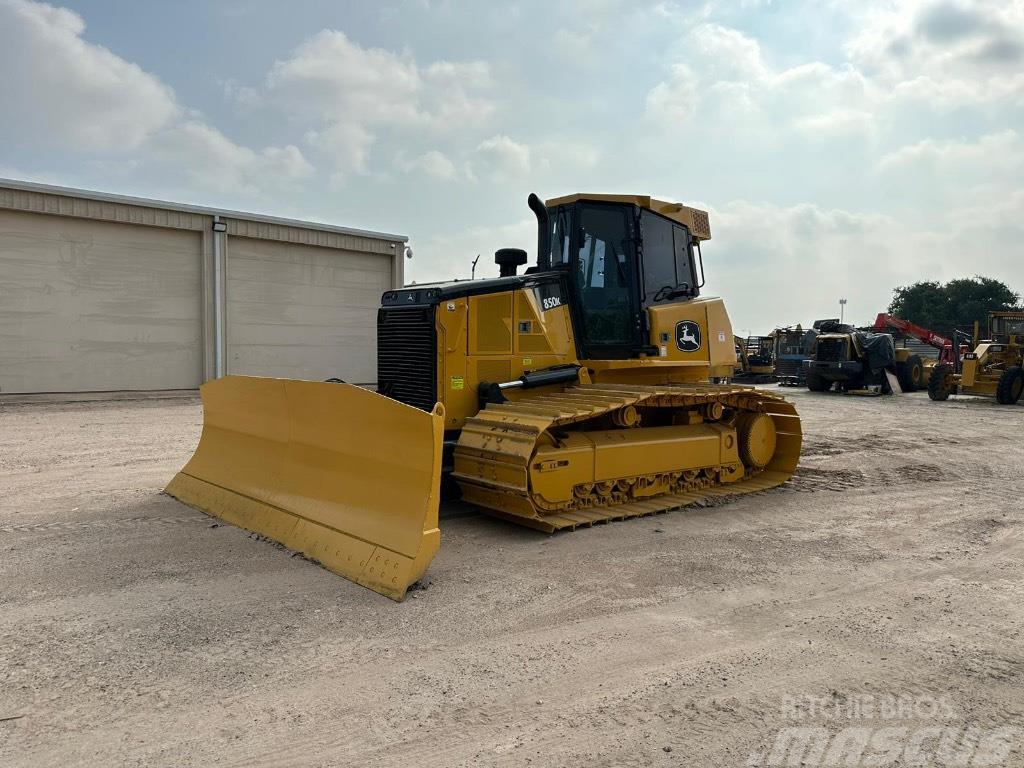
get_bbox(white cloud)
[794,109,876,139]
[688,23,768,83]
[644,64,700,123]
[707,194,1024,331]
[305,122,376,176]
[422,61,495,127]
[0,0,315,199]
[409,217,538,284]
[554,29,599,67]
[844,0,1024,105]
[876,130,1024,175]
[643,4,1024,157]
[262,30,494,175]
[394,149,459,180]
[707,199,905,329]
[0,0,178,152]
[151,122,314,195]
[472,135,532,179]
[635,8,1024,327]
[0,165,75,186]
[533,141,601,174]
[644,24,876,142]
[2,0,1021,331]
[872,131,1024,215]
[266,30,421,125]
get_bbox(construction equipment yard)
[2,388,1021,767]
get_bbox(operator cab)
[530,193,710,360]
[989,312,1024,343]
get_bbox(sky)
[1,0,1022,333]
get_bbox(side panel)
[436,285,580,430]
[705,300,738,373]
[587,296,735,383]
[469,293,513,354]
[961,357,979,388]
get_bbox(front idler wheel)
[736,412,777,470]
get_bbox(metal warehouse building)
[0,179,407,394]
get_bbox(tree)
[888,276,1020,334]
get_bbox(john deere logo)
[676,321,701,352]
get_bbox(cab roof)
[545,193,712,241]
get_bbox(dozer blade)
[165,376,444,601]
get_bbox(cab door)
[569,203,642,359]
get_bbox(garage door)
[0,210,203,393]
[226,237,392,384]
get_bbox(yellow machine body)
[586,299,738,383]
[437,290,741,432]
[892,347,929,390]
[168,193,803,600]
[928,311,1024,405]
[436,288,579,431]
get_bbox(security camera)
[405,246,414,260]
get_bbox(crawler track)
[452,383,802,531]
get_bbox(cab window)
[640,210,695,304]
[548,206,570,267]
[672,225,693,289]
[641,211,675,302]
[574,205,634,346]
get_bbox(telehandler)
[167,194,803,600]
[928,311,1024,405]
[873,313,966,392]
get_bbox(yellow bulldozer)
[167,194,803,600]
[928,311,1024,405]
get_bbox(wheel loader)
[928,311,1024,405]
[803,320,898,394]
[167,193,803,600]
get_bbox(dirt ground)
[1,386,1022,767]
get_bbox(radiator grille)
[815,338,846,363]
[774,358,806,378]
[377,306,437,411]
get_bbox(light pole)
[839,298,847,324]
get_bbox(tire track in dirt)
[788,459,999,494]
[132,554,1023,768]
[0,515,207,535]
